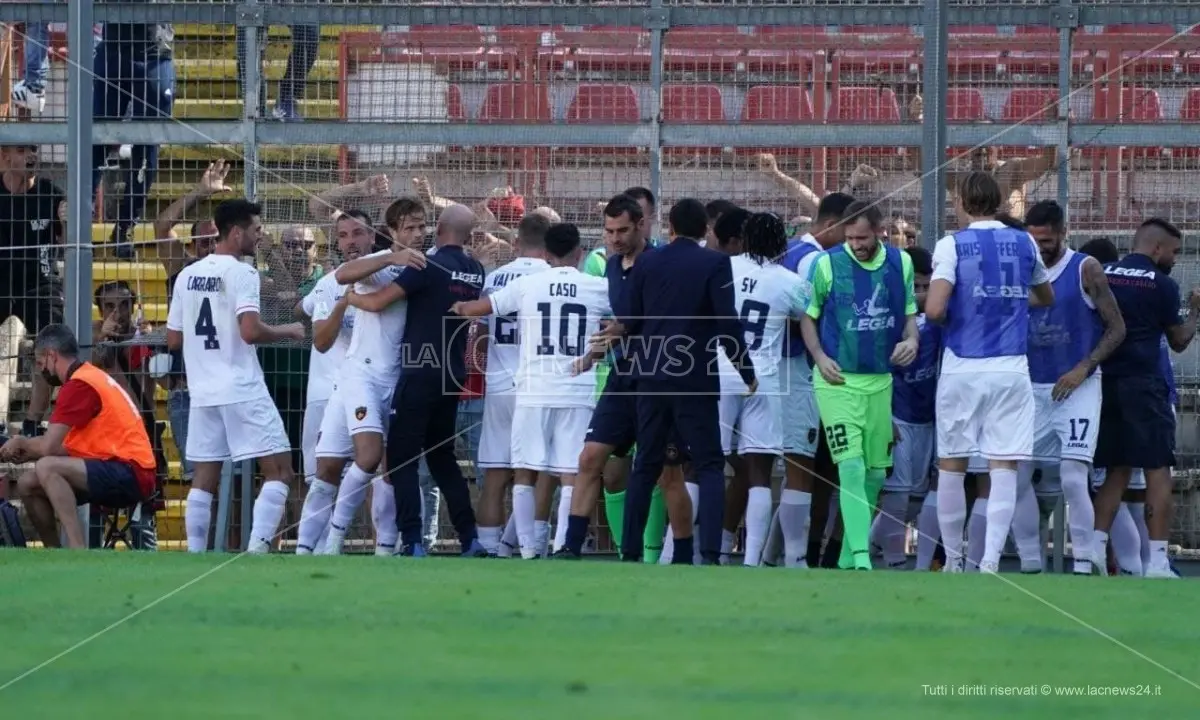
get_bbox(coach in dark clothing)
[1093,218,1199,575]
[365,204,486,556]
[619,199,756,564]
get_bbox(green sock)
[643,485,666,564]
[865,469,886,514]
[837,457,873,570]
[605,490,625,558]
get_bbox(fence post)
[64,0,94,356]
[919,0,947,249]
[1055,0,1076,220]
[240,0,261,202]
[647,0,665,216]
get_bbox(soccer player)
[165,199,306,553]
[873,245,940,570]
[453,223,610,558]
[474,213,552,554]
[1013,200,1125,574]
[316,198,427,555]
[925,172,1053,573]
[770,192,856,567]
[292,209,376,554]
[800,201,919,571]
[1093,218,1199,578]
[714,212,805,566]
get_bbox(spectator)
[0,144,65,438]
[0,324,156,549]
[11,22,102,114]
[237,24,322,121]
[92,8,176,258]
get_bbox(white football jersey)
[482,257,551,393]
[489,266,611,408]
[302,270,355,404]
[343,249,408,384]
[718,254,807,391]
[166,253,270,407]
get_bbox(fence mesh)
[3,1,1200,551]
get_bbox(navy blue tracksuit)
[388,245,486,549]
[620,238,755,561]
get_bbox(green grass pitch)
[2,551,1198,719]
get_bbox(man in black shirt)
[92,14,176,258]
[0,144,65,436]
[348,204,487,556]
[1094,218,1200,577]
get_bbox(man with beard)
[1092,218,1200,578]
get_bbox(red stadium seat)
[661,84,725,156]
[946,88,986,121]
[570,27,650,72]
[479,83,551,122]
[949,26,998,35]
[562,84,640,158]
[664,28,745,72]
[832,87,902,123]
[1102,25,1177,35]
[1092,87,1164,159]
[448,84,465,121]
[391,26,488,69]
[1179,89,1200,158]
[1001,88,1059,123]
[738,85,817,157]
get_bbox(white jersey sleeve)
[166,273,184,331]
[488,275,525,317]
[344,250,408,383]
[931,235,958,284]
[231,262,262,317]
[304,272,354,404]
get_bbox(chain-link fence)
[3,0,1200,552]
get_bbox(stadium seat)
[661,84,725,156]
[1001,88,1059,123]
[1179,88,1200,158]
[738,85,817,157]
[563,83,641,157]
[945,87,986,122]
[831,87,904,160]
[569,27,650,72]
[479,83,551,122]
[389,26,489,69]
[448,84,465,121]
[664,27,745,72]
[1092,87,1165,159]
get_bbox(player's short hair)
[1078,237,1119,264]
[373,224,393,252]
[743,212,788,264]
[1024,199,1065,232]
[713,207,750,246]
[384,196,425,229]
[336,209,375,233]
[905,246,934,276]
[34,324,79,358]
[623,186,656,210]
[1139,217,1182,240]
[544,223,582,259]
[213,199,263,239]
[842,200,883,230]
[706,199,740,223]
[816,192,856,224]
[957,171,1002,217]
[668,198,709,240]
[190,220,217,241]
[994,213,1025,230]
[604,194,644,224]
[94,280,136,310]
[516,213,552,250]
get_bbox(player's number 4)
[195,297,220,350]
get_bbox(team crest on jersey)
[355,406,367,421]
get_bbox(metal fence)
[3,0,1200,551]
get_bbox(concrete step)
[174,40,342,63]
[158,144,341,164]
[172,25,376,41]
[173,98,341,120]
[174,58,342,84]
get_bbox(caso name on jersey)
[845,316,896,332]
[187,276,224,292]
[550,282,578,298]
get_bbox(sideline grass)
[1,551,1197,718]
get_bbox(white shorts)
[186,395,291,464]
[718,374,783,456]
[1032,375,1101,463]
[477,391,516,469]
[780,356,821,457]
[314,374,395,459]
[1033,462,1062,497]
[886,419,935,494]
[936,370,1034,461]
[967,455,989,474]
[302,399,327,484]
[510,405,591,474]
[1092,468,1149,491]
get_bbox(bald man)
[352,203,490,555]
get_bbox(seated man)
[0,324,156,548]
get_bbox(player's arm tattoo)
[1082,256,1126,370]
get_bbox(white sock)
[1092,529,1109,566]
[778,489,812,568]
[323,463,373,555]
[185,488,213,553]
[554,486,574,552]
[869,512,884,552]
[760,509,781,566]
[660,525,675,565]
[370,478,398,556]
[1127,502,1150,568]
[915,493,939,570]
[685,481,701,565]
[721,527,738,557]
[742,486,773,566]
[983,468,1018,568]
[1148,539,1169,570]
[248,480,289,554]
[314,514,332,555]
[1110,504,1142,575]
[1060,460,1096,572]
[1011,463,1043,570]
[296,479,336,554]
[936,471,967,567]
[478,525,502,554]
[966,498,988,571]
[512,484,537,559]
[876,492,909,568]
[497,514,518,558]
[535,520,551,557]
